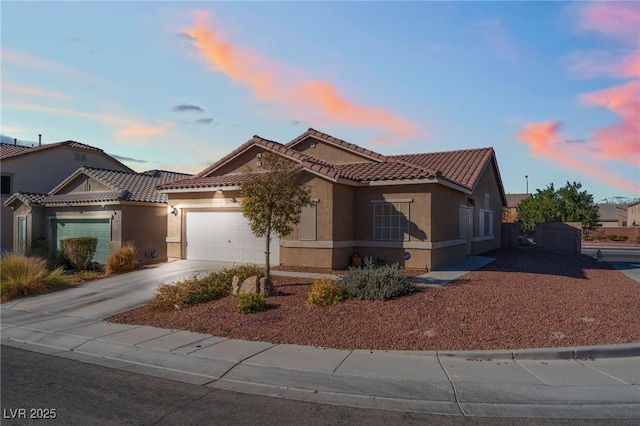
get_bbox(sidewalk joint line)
[436,353,466,416]
[331,350,353,374]
[513,359,550,385]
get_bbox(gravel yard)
[108,249,640,351]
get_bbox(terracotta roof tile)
[157,174,254,191]
[3,191,48,207]
[0,140,104,160]
[39,167,191,205]
[394,147,495,190]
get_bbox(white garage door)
[185,211,279,265]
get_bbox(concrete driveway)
[1,260,234,320]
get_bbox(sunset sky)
[2,1,639,202]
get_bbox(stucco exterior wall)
[1,147,130,252]
[121,204,168,264]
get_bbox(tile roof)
[157,174,254,191]
[505,193,531,207]
[0,140,103,160]
[0,143,32,158]
[3,191,48,208]
[7,167,192,206]
[394,147,495,190]
[158,130,502,196]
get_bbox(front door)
[459,206,472,255]
[17,216,26,255]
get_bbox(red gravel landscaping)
[108,249,640,351]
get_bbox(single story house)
[5,167,190,264]
[158,128,507,271]
[1,139,133,253]
[596,204,628,228]
[502,193,531,223]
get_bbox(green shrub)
[149,265,265,310]
[636,236,640,244]
[105,245,138,275]
[340,257,413,301]
[307,277,343,306]
[237,293,267,314]
[60,237,98,271]
[0,253,69,302]
[31,238,49,259]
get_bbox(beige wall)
[1,147,130,252]
[121,204,168,264]
[629,203,640,228]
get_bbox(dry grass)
[0,253,69,302]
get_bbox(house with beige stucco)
[158,128,507,271]
[4,167,190,265]
[1,139,133,253]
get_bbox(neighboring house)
[158,128,507,271]
[628,202,640,227]
[502,193,531,223]
[1,140,133,253]
[4,167,190,264]
[596,204,628,228]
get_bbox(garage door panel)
[52,218,111,264]
[186,211,279,265]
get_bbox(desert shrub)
[60,237,97,271]
[340,257,413,301]
[619,235,629,242]
[307,277,343,306]
[149,264,264,310]
[237,293,267,314]
[636,236,640,243]
[105,245,138,275]
[0,253,69,302]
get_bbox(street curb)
[434,343,640,361]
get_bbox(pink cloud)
[3,82,71,100]
[7,102,173,142]
[517,121,639,193]
[185,10,422,142]
[2,48,95,81]
[579,2,640,41]
[581,80,640,166]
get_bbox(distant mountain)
[0,134,37,146]
[598,196,640,205]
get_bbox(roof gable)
[286,128,386,164]
[40,167,191,205]
[0,140,134,172]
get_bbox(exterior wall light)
[170,206,179,216]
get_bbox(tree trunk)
[265,221,271,280]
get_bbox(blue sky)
[2,1,639,202]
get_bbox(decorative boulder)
[259,277,277,297]
[234,276,277,297]
[231,276,242,296]
[238,276,260,295]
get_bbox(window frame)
[371,200,411,242]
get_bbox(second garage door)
[185,211,279,265]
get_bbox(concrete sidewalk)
[2,259,639,419]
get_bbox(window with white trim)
[372,202,410,241]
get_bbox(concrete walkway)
[1,260,639,419]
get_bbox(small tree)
[240,153,311,279]
[517,181,599,233]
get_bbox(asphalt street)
[2,346,637,426]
